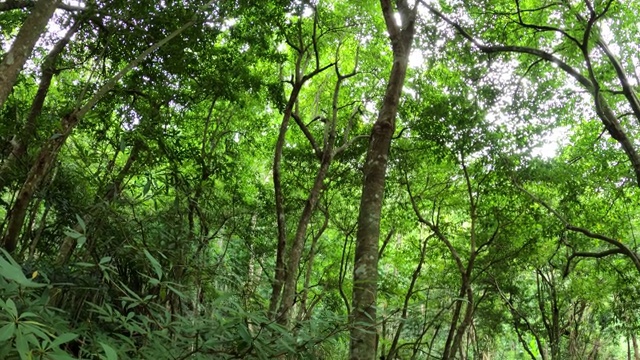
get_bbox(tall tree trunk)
[3,112,79,252]
[350,2,416,359]
[0,0,59,108]
[277,148,332,324]
[0,20,81,191]
[633,333,640,360]
[269,82,303,317]
[449,283,474,358]
[277,63,353,325]
[297,213,328,322]
[1,17,198,253]
[268,17,334,314]
[443,280,467,359]
[387,235,430,360]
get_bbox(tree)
[350,1,418,359]
[1,0,640,358]
[0,0,59,108]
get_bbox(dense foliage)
[1,0,639,359]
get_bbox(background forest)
[1,0,639,359]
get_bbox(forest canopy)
[1,0,640,359]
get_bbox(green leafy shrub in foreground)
[0,249,345,359]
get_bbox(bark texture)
[2,17,197,253]
[0,21,81,191]
[350,1,416,359]
[268,83,302,317]
[0,0,59,108]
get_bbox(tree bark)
[297,214,327,322]
[276,146,333,324]
[0,20,81,191]
[350,2,416,359]
[1,16,198,253]
[268,82,302,317]
[3,112,78,252]
[277,64,354,325]
[0,0,59,108]
[387,235,430,360]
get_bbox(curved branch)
[425,1,640,186]
[563,248,624,277]
[514,0,581,46]
[596,39,640,123]
[406,175,466,275]
[292,113,321,158]
[514,182,640,275]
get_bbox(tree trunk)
[0,20,81,191]
[3,112,79,252]
[387,235,429,360]
[450,284,474,358]
[350,2,416,359]
[0,0,59,108]
[633,333,640,360]
[277,65,352,324]
[268,82,302,317]
[443,281,467,359]
[276,139,334,324]
[297,214,327,322]
[2,16,197,253]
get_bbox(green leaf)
[0,251,45,288]
[4,299,18,318]
[48,352,78,360]
[143,249,163,280]
[75,214,86,232]
[0,256,28,284]
[18,312,38,320]
[63,230,84,240]
[72,262,95,268]
[50,333,78,348]
[0,323,16,342]
[166,284,186,299]
[15,331,29,360]
[100,342,118,360]
[20,322,50,340]
[76,236,86,248]
[143,178,152,196]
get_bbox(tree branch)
[292,113,322,158]
[514,182,640,275]
[563,248,624,277]
[0,0,85,12]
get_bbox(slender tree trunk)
[0,20,81,191]
[350,2,416,359]
[277,65,353,324]
[633,333,640,360]
[3,112,78,252]
[268,20,334,315]
[269,83,302,317]
[277,144,333,324]
[28,202,51,259]
[450,284,474,357]
[1,17,197,253]
[0,0,60,108]
[297,214,327,321]
[387,235,429,360]
[443,281,467,359]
